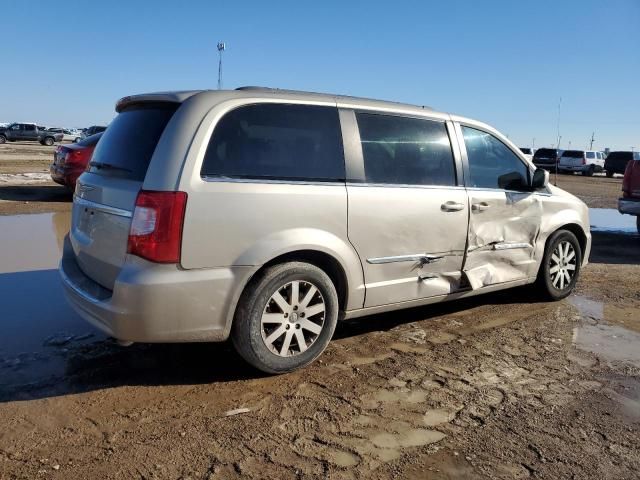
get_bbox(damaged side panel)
[463,190,543,289]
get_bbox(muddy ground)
[0,143,639,479]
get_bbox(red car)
[50,132,103,190]
[618,152,640,233]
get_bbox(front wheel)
[232,262,339,374]
[536,230,582,301]
[0,135,5,144]
[43,137,54,146]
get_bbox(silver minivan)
[60,87,591,373]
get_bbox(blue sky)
[2,0,638,150]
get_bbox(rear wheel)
[636,216,640,234]
[605,170,614,178]
[0,134,5,144]
[582,165,595,176]
[536,230,582,301]
[232,262,339,374]
[43,137,54,146]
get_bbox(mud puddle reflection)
[589,208,638,234]
[570,295,640,368]
[0,213,105,399]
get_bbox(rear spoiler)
[115,91,202,113]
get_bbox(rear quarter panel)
[175,97,366,311]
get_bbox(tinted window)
[562,150,584,158]
[607,152,633,161]
[89,104,177,181]
[355,113,456,186]
[519,148,532,154]
[586,152,596,159]
[24,124,36,131]
[533,148,558,159]
[462,126,529,190]
[201,104,344,182]
[78,132,103,147]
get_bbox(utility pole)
[589,132,595,150]
[217,42,226,90]
[532,138,535,150]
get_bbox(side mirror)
[531,168,549,190]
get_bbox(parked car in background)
[47,128,82,143]
[559,150,605,176]
[81,125,107,138]
[0,122,63,145]
[605,151,634,178]
[532,148,562,170]
[618,152,640,233]
[60,87,590,374]
[519,147,534,161]
[50,133,103,190]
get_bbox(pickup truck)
[0,123,63,146]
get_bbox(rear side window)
[88,104,177,181]
[201,104,344,182]
[355,113,456,186]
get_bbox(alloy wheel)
[261,280,325,357]
[549,241,577,290]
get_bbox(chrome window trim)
[347,182,465,191]
[73,196,133,218]
[200,176,346,187]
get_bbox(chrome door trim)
[367,254,444,265]
[73,196,133,218]
[492,242,531,251]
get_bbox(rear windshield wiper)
[89,161,132,173]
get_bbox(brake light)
[582,156,586,165]
[127,191,188,263]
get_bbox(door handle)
[471,202,490,212]
[441,201,465,212]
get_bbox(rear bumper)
[618,197,640,216]
[50,164,83,187]
[558,164,587,172]
[60,236,254,343]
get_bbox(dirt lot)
[0,142,639,479]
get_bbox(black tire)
[0,134,5,144]
[636,216,640,234]
[43,137,54,146]
[536,230,582,301]
[582,165,595,177]
[232,262,339,374]
[605,170,614,178]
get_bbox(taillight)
[582,156,586,165]
[127,191,188,263]
[622,162,632,197]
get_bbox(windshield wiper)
[89,161,132,173]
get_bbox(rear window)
[78,132,103,147]
[519,148,532,154]
[533,148,557,158]
[586,152,596,159]
[607,151,633,161]
[562,150,584,158]
[88,104,177,181]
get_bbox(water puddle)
[589,208,638,234]
[570,296,640,368]
[0,213,105,398]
